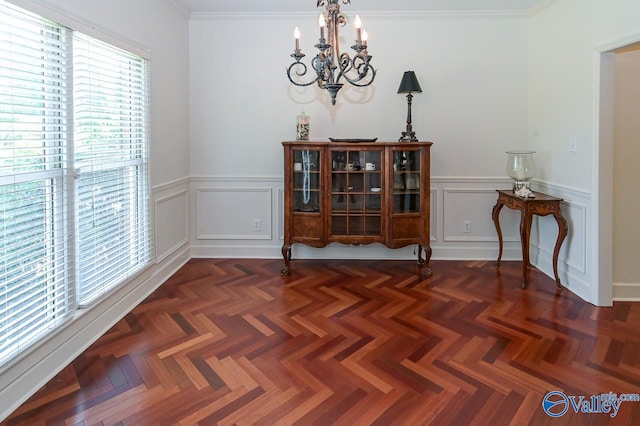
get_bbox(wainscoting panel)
[443,188,520,242]
[155,189,189,262]
[430,189,437,241]
[195,187,272,240]
[278,187,285,241]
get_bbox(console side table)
[492,190,568,289]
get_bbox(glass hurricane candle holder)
[506,150,536,192]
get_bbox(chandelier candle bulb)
[319,13,325,41]
[355,15,362,42]
[294,27,300,51]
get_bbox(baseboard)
[190,242,523,262]
[612,282,640,301]
[0,246,191,422]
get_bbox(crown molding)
[527,0,560,16]
[190,10,528,21]
[163,0,191,19]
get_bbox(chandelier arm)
[338,52,353,77]
[287,62,321,87]
[342,67,376,87]
[337,52,375,87]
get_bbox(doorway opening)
[597,40,640,303]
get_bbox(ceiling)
[172,0,543,14]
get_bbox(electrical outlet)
[252,219,261,232]
[463,221,471,233]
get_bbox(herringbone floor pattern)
[3,259,640,425]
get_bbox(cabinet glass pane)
[293,149,320,169]
[348,173,364,192]
[365,194,381,211]
[332,216,347,235]
[329,148,383,237]
[392,150,421,214]
[365,216,381,236]
[393,193,420,212]
[294,190,320,212]
[349,216,365,235]
[293,149,321,212]
[331,151,347,171]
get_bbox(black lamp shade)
[397,71,422,94]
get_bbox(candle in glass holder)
[506,150,536,191]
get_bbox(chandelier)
[287,0,376,105]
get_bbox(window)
[73,34,151,305]
[0,1,151,367]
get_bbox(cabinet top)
[282,140,433,147]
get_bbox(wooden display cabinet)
[281,141,432,277]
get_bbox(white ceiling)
[172,0,543,14]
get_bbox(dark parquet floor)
[3,259,640,425]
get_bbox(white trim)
[595,32,640,54]
[152,176,190,193]
[533,180,591,199]
[612,282,640,302]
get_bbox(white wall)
[0,0,192,420]
[528,0,640,305]
[189,11,530,263]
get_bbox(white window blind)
[73,34,152,306]
[0,0,152,366]
[0,2,73,365]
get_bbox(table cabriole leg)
[492,200,505,267]
[520,207,533,290]
[552,211,569,288]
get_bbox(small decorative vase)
[506,150,536,192]
[296,109,309,141]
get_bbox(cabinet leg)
[281,244,292,275]
[418,245,432,278]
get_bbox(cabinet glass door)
[330,149,382,237]
[392,149,421,213]
[292,149,321,212]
